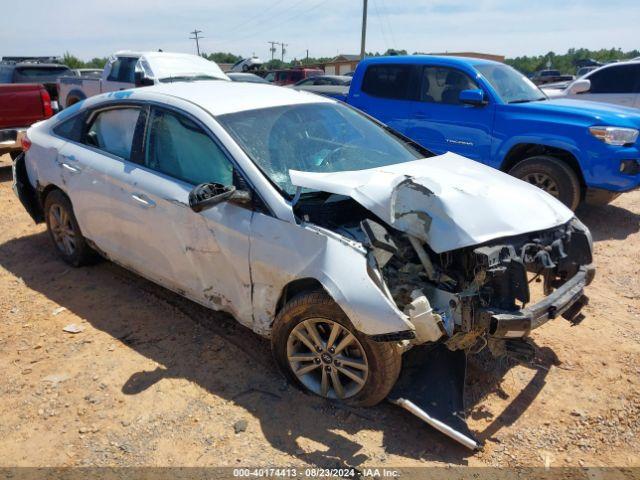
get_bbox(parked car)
[542,61,640,109]
[531,69,574,85]
[230,56,264,72]
[227,72,269,83]
[13,82,593,443]
[0,61,71,108]
[57,51,228,109]
[344,56,640,209]
[271,68,323,86]
[289,75,351,98]
[0,84,53,159]
[72,68,103,78]
[576,65,599,78]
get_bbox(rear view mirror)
[189,183,252,212]
[459,89,487,106]
[568,79,590,95]
[134,71,154,87]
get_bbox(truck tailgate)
[0,84,46,129]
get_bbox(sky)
[1,0,638,62]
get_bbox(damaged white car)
[13,82,594,447]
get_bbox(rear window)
[53,113,86,142]
[0,65,13,83]
[361,64,413,100]
[15,66,70,78]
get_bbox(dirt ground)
[1,153,639,469]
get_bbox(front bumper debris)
[481,265,595,339]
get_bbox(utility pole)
[360,0,368,60]
[281,42,288,62]
[190,29,203,56]
[268,41,280,61]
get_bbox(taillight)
[21,134,32,152]
[40,88,53,118]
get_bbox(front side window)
[361,64,412,100]
[144,108,233,186]
[107,57,138,83]
[218,102,425,196]
[476,63,545,104]
[85,108,141,160]
[421,67,478,104]
[588,65,639,94]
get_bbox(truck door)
[407,66,494,162]
[101,56,139,93]
[348,63,417,136]
[577,64,639,109]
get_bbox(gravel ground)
[0,154,639,468]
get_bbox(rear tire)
[44,190,97,267]
[509,155,581,210]
[272,291,401,407]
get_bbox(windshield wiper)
[509,97,546,104]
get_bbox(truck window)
[588,64,639,94]
[85,108,142,160]
[361,64,412,100]
[421,67,478,104]
[107,57,138,83]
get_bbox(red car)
[0,84,53,159]
[268,68,323,86]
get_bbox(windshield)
[476,64,546,104]
[218,103,425,196]
[147,55,228,82]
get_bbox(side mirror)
[189,183,252,213]
[459,89,487,106]
[134,71,154,87]
[568,79,590,95]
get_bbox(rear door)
[56,105,146,259]
[112,105,254,321]
[577,64,639,108]
[349,63,417,135]
[407,65,494,161]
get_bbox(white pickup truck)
[57,50,229,109]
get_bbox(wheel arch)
[274,277,329,318]
[500,143,586,194]
[65,89,86,108]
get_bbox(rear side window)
[144,108,233,186]
[107,57,138,83]
[589,65,640,94]
[361,64,412,100]
[53,113,85,142]
[85,108,142,160]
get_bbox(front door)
[407,65,494,162]
[113,106,254,323]
[576,64,640,109]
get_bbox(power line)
[189,29,204,55]
[378,0,398,48]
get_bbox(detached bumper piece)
[484,265,594,339]
[387,344,480,450]
[12,153,44,223]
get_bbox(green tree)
[61,52,85,69]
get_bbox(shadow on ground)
[577,202,640,241]
[0,230,556,467]
[0,165,12,183]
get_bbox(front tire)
[44,190,96,267]
[272,292,401,407]
[509,155,581,210]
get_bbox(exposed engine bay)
[294,192,595,359]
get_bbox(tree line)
[61,47,640,74]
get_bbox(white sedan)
[13,81,593,410]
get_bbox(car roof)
[95,80,335,116]
[359,55,502,69]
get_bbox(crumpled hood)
[289,152,574,253]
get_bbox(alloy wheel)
[523,172,560,198]
[49,204,77,256]
[286,319,369,400]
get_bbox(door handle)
[131,193,156,208]
[61,162,80,173]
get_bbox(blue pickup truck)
[341,56,640,209]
